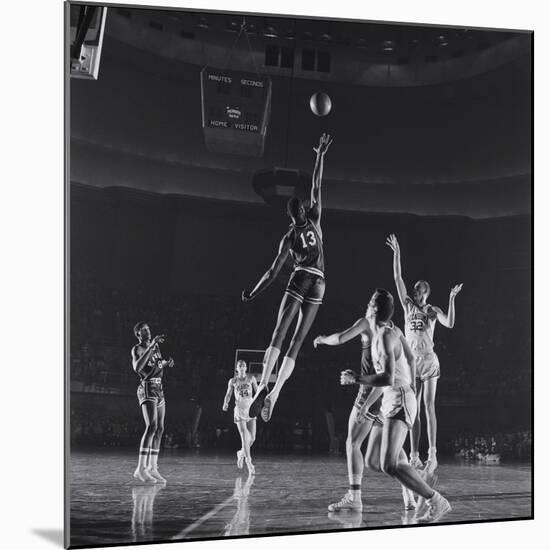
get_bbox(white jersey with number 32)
[405,298,437,354]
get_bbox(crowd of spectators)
[451,431,532,462]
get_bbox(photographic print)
[65,2,533,547]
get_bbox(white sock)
[149,449,160,470]
[260,346,281,387]
[137,447,149,470]
[428,447,437,459]
[271,356,296,399]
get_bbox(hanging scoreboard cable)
[200,68,272,157]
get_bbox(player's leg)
[249,293,301,417]
[328,408,373,511]
[409,373,423,469]
[235,414,246,469]
[423,377,439,473]
[247,418,257,448]
[380,419,450,522]
[148,402,166,483]
[236,420,255,474]
[380,419,433,497]
[262,300,320,421]
[261,293,302,386]
[134,401,158,483]
[364,423,416,510]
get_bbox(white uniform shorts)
[234,405,253,423]
[415,352,440,382]
[380,385,417,429]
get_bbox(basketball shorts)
[415,352,440,382]
[353,385,383,425]
[137,380,165,408]
[285,269,325,306]
[234,405,254,423]
[380,386,417,429]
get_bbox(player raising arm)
[386,233,463,473]
[340,288,451,523]
[242,133,333,423]
[314,315,416,512]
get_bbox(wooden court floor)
[69,450,532,548]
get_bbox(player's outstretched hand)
[386,234,400,254]
[340,369,358,385]
[313,133,333,156]
[152,334,165,345]
[242,289,253,302]
[313,335,325,348]
[222,404,228,412]
[167,357,175,368]
[450,283,463,297]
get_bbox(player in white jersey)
[314,316,416,512]
[223,360,258,475]
[340,288,452,523]
[386,234,463,473]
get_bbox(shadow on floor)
[32,529,64,547]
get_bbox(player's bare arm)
[131,334,165,373]
[358,386,384,413]
[242,234,292,302]
[341,330,397,387]
[313,317,369,348]
[432,283,463,328]
[385,234,408,311]
[222,378,234,411]
[309,133,333,223]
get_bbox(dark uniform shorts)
[137,379,165,408]
[285,269,325,306]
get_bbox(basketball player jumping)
[242,133,332,422]
[132,322,174,484]
[386,234,462,473]
[340,289,451,523]
[223,360,258,475]
[314,316,417,512]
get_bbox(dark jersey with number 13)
[288,216,324,278]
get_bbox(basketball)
[310,92,332,117]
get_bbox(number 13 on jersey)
[299,231,317,248]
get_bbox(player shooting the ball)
[242,133,333,422]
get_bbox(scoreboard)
[200,68,272,157]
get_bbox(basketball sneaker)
[237,450,245,469]
[415,470,438,518]
[260,394,276,422]
[248,387,267,418]
[417,492,451,523]
[328,492,363,512]
[148,468,167,483]
[133,468,157,483]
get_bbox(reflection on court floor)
[69,450,532,547]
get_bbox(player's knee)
[155,425,164,437]
[346,435,360,451]
[365,456,378,471]
[381,457,398,476]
